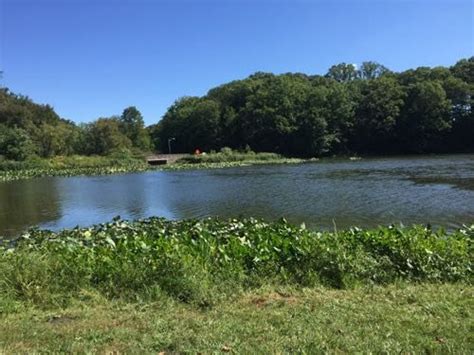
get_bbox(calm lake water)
[1,155,473,237]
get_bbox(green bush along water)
[1,217,472,308]
[1,217,472,352]
[0,155,150,182]
[0,150,305,182]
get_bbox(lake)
[1,155,473,237]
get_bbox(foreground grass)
[1,284,472,352]
[1,218,472,351]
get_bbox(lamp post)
[168,137,176,154]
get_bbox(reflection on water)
[1,155,473,237]
[0,178,62,236]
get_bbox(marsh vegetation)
[1,217,472,352]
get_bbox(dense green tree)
[153,57,472,156]
[357,61,390,80]
[158,97,221,153]
[450,57,474,84]
[352,77,405,152]
[442,76,472,122]
[444,74,474,152]
[147,123,162,153]
[397,81,451,152]
[83,118,132,155]
[119,106,151,150]
[186,99,221,151]
[0,125,35,160]
[34,121,79,157]
[0,88,154,159]
[207,78,259,148]
[0,89,79,158]
[236,74,308,153]
[1,57,473,160]
[321,82,355,153]
[293,86,331,156]
[398,66,453,87]
[158,97,199,153]
[326,63,358,82]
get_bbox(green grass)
[0,217,472,352]
[176,147,305,165]
[163,158,305,171]
[0,154,151,182]
[1,284,472,353]
[0,150,306,182]
[1,218,471,304]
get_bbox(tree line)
[0,91,150,160]
[153,57,473,156]
[1,57,473,161]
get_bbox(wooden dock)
[146,154,189,165]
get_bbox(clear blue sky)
[1,0,473,125]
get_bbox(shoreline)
[2,152,473,183]
[0,156,307,183]
[3,216,471,283]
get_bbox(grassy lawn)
[1,284,472,353]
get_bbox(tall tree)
[352,77,405,153]
[326,63,358,82]
[357,61,390,80]
[0,125,35,160]
[84,118,132,155]
[397,81,451,152]
[451,57,474,84]
[119,106,151,150]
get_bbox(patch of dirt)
[250,292,298,308]
[47,315,78,325]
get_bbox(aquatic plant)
[1,217,471,307]
[0,165,151,182]
[177,148,288,164]
[0,154,306,182]
[0,155,150,182]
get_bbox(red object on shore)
[194,149,201,155]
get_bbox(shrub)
[1,218,472,306]
[177,148,282,164]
